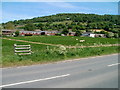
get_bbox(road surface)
[1,54,119,88]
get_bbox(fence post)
[14,44,17,55]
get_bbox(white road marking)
[0,74,70,88]
[108,63,120,67]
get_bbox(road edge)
[1,53,119,70]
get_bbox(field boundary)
[2,38,61,47]
[2,38,120,48]
[66,44,120,48]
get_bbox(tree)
[72,28,77,32]
[61,29,69,35]
[5,23,15,30]
[24,23,36,31]
[100,31,106,34]
[113,33,119,38]
[15,30,19,37]
[75,30,82,36]
[68,25,72,29]
[104,25,109,31]
[106,32,114,38]
[37,23,44,30]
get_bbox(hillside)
[2,13,120,37]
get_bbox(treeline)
[3,13,120,25]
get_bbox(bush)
[62,29,69,35]
[15,30,19,37]
[55,33,61,36]
[113,33,119,38]
[46,46,67,56]
[106,32,114,38]
[75,30,82,36]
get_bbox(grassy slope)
[2,38,119,67]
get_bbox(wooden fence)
[14,44,32,55]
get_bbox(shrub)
[15,30,19,37]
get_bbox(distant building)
[19,31,41,36]
[94,34,106,37]
[82,32,105,38]
[19,30,61,36]
[67,32,76,36]
[92,29,103,32]
[2,29,15,36]
[46,31,61,36]
[82,32,95,37]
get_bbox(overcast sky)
[1,1,119,23]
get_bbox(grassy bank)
[2,39,119,67]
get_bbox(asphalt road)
[1,54,119,88]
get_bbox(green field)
[8,36,119,46]
[2,36,119,67]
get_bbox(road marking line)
[108,63,120,67]
[0,74,70,88]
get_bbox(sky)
[1,0,120,2]
[1,1,119,23]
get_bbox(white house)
[82,32,95,37]
[82,32,105,38]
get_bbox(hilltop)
[2,13,120,37]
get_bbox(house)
[67,32,76,36]
[46,31,61,36]
[19,31,41,36]
[19,30,61,36]
[82,32,95,37]
[92,29,103,32]
[82,32,105,38]
[2,29,15,36]
[94,34,105,37]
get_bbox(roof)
[82,32,94,34]
[2,29,15,31]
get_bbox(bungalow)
[82,32,95,37]
[2,29,15,36]
[46,31,61,36]
[67,32,76,36]
[19,30,61,36]
[94,34,106,37]
[92,29,103,32]
[19,31,41,36]
[82,32,105,38]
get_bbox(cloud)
[46,2,77,8]
[2,12,34,22]
[45,2,92,11]
[2,0,119,2]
